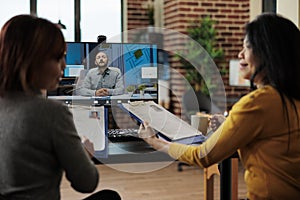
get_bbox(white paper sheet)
[70,105,105,151]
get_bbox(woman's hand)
[82,136,95,159]
[210,114,226,132]
[138,121,157,139]
[138,122,171,153]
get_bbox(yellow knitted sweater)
[169,86,300,199]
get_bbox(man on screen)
[78,51,124,96]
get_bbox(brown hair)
[0,14,66,96]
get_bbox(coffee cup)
[191,114,209,135]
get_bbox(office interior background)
[1,1,300,199]
[0,0,299,117]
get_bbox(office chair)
[83,189,122,200]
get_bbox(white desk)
[48,93,154,101]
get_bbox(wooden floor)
[60,161,247,200]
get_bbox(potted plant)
[126,85,135,97]
[138,84,146,96]
[181,16,225,96]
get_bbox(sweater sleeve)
[51,104,99,193]
[168,143,206,168]
[168,90,265,168]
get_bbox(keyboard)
[107,128,142,142]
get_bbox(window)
[37,0,74,41]
[0,0,30,28]
[0,0,122,43]
[263,0,276,13]
[81,0,122,42]
[250,0,277,21]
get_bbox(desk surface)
[95,140,173,164]
[48,94,156,107]
[48,93,155,101]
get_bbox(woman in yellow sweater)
[139,13,300,199]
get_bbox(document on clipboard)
[120,101,206,144]
[70,105,106,152]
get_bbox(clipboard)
[70,105,108,158]
[120,101,206,144]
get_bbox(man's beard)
[98,62,107,68]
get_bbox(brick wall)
[126,0,251,116]
[127,0,152,30]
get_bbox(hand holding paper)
[138,122,170,153]
[138,121,157,139]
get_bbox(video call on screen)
[64,42,158,92]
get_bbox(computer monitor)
[64,42,99,77]
[64,42,159,100]
[122,43,158,89]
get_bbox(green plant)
[126,85,135,92]
[138,84,146,91]
[181,16,224,95]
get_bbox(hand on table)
[95,88,109,96]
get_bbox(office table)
[94,140,173,165]
[50,95,236,199]
[48,94,155,105]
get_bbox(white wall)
[250,0,262,21]
[277,0,300,27]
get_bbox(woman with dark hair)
[0,15,121,200]
[139,13,300,199]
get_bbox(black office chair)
[83,189,122,200]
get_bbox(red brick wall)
[126,0,251,115]
[127,0,151,30]
[164,0,251,115]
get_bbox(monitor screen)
[64,42,99,77]
[64,42,158,100]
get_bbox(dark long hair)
[246,13,300,150]
[0,15,66,96]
